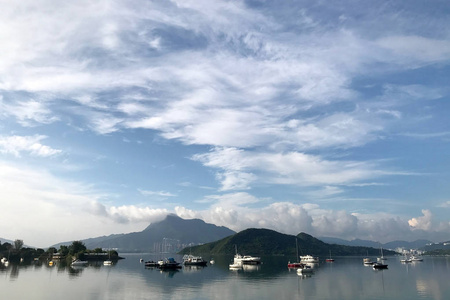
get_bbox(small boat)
[183,255,207,266]
[326,250,334,262]
[411,255,423,262]
[296,265,313,274]
[157,258,182,270]
[288,239,305,268]
[373,262,388,270]
[377,247,387,261]
[210,258,215,264]
[288,262,305,268]
[400,256,412,263]
[144,260,159,267]
[300,255,319,263]
[363,257,374,265]
[71,259,88,266]
[229,262,242,269]
[104,250,113,265]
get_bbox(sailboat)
[103,249,113,265]
[326,250,334,262]
[287,238,304,268]
[377,246,387,261]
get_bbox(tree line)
[0,239,119,264]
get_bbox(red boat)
[288,262,305,268]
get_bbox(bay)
[1,254,449,299]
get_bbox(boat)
[210,258,215,264]
[157,258,182,270]
[363,257,374,265]
[229,262,242,269]
[400,256,412,263]
[241,255,261,265]
[300,255,319,263]
[288,239,305,268]
[233,245,261,265]
[377,247,387,261]
[411,255,423,262]
[296,264,313,274]
[103,250,113,265]
[183,254,207,266]
[326,250,334,262]
[373,262,388,270]
[144,260,159,267]
[71,259,88,266]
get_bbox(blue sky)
[1,0,450,248]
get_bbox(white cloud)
[0,99,59,126]
[193,147,388,190]
[139,189,177,197]
[0,135,62,157]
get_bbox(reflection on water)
[1,255,449,300]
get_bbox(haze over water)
[1,254,449,300]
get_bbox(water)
[1,254,449,300]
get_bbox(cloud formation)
[1,1,449,246]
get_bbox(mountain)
[52,215,235,252]
[179,228,396,256]
[319,237,432,250]
[422,241,450,251]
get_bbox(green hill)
[179,228,396,257]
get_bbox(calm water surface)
[1,254,449,300]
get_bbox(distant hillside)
[179,228,396,256]
[422,241,450,252]
[319,237,432,250]
[53,215,235,252]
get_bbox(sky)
[1,0,450,248]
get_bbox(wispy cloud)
[139,189,177,198]
[0,135,62,157]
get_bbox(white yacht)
[300,255,319,263]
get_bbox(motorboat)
[400,256,412,263]
[241,255,261,265]
[210,258,215,264]
[411,255,423,262]
[288,262,305,268]
[183,254,207,266]
[300,255,319,263]
[233,245,261,265]
[363,257,374,265]
[157,258,182,270]
[229,262,242,269]
[373,262,388,270]
[296,265,313,274]
[71,259,88,266]
[144,260,159,267]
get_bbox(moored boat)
[373,262,388,269]
[300,255,319,263]
[144,260,159,267]
[71,259,88,266]
[363,257,374,265]
[229,262,242,269]
[233,245,261,265]
[183,254,207,266]
[296,264,313,274]
[157,257,182,269]
[326,250,334,262]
